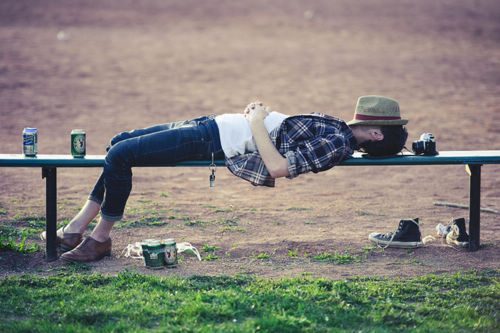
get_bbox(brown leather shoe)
[60,236,111,263]
[40,226,83,252]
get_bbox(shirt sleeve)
[225,152,276,187]
[285,134,353,179]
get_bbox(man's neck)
[349,126,365,146]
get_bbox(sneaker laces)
[436,223,452,237]
[446,225,460,244]
[377,218,420,249]
[434,218,462,250]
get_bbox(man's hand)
[244,101,290,179]
[244,101,270,122]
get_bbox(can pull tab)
[209,152,216,188]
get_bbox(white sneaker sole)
[368,233,423,248]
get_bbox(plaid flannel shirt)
[224,113,358,187]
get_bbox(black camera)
[412,133,438,156]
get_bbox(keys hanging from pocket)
[209,152,216,188]
[209,168,216,188]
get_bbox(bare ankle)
[63,220,87,234]
[90,233,110,243]
[90,218,115,243]
[64,200,101,234]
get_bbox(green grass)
[0,216,44,253]
[184,220,208,227]
[202,254,219,261]
[202,243,221,261]
[313,251,362,264]
[202,243,220,253]
[1,215,46,238]
[0,234,40,253]
[0,270,498,332]
[285,206,312,211]
[117,216,168,229]
[220,226,246,233]
[253,253,270,259]
[213,207,233,213]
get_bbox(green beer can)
[71,129,86,158]
[161,238,178,267]
[141,239,165,269]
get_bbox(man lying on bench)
[41,95,409,262]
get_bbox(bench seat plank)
[1,151,499,167]
[0,154,225,167]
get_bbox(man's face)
[358,126,384,144]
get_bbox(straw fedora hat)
[347,95,408,126]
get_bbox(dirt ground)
[1,0,499,279]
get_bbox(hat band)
[355,114,401,120]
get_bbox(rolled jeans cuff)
[99,211,123,222]
[88,195,103,205]
[88,195,122,222]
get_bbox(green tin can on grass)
[162,238,178,267]
[141,239,165,269]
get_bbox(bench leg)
[468,164,481,252]
[42,167,58,261]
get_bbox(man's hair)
[359,125,408,156]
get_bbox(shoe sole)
[369,234,422,248]
[60,244,76,253]
[60,252,111,263]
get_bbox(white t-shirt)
[215,112,287,158]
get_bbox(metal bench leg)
[468,164,481,252]
[42,167,57,261]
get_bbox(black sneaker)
[446,218,469,247]
[368,218,423,248]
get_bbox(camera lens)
[412,141,425,155]
[413,133,438,155]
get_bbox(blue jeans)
[89,115,224,221]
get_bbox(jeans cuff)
[88,195,103,205]
[99,211,123,222]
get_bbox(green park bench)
[1,151,500,261]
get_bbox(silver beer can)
[23,128,38,156]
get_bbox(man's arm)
[246,102,290,179]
